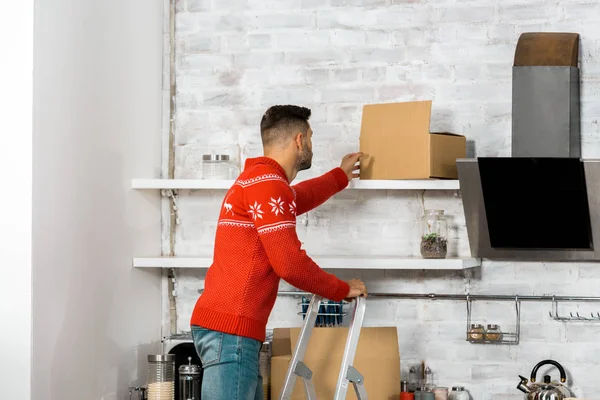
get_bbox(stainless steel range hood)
[457,32,600,261]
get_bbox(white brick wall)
[167,1,600,398]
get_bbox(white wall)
[168,1,600,399]
[0,1,34,399]
[32,0,164,399]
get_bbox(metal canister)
[147,354,175,400]
[178,357,200,400]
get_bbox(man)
[190,105,368,399]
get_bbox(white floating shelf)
[349,179,459,190]
[132,178,459,191]
[133,256,480,270]
[132,179,234,190]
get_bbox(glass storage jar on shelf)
[201,154,239,180]
[420,210,448,259]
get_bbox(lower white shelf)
[133,256,481,270]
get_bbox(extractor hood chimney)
[457,32,600,261]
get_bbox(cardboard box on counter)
[270,327,400,400]
[359,100,466,180]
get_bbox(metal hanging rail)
[196,288,600,302]
[274,291,600,302]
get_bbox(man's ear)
[293,132,304,150]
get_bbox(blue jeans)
[191,326,263,400]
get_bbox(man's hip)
[191,326,264,400]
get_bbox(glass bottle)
[409,365,418,392]
[420,210,448,259]
[424,366,433,390]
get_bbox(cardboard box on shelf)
[270,327,400,400]
[359,100,466,180]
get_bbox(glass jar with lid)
[147,354,175,400]
[201,154,239,180]
[467,324,485,342]
[485,324,503,342]
[420,210,448,259]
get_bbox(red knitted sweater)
[190,157,351,342]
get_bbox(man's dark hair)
[260,105,311,146]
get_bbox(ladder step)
[294,361,313,380]
[347,366,368,400]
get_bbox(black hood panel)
[477,157,593,250]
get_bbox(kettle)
[516,360,575,400]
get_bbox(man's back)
[191,156,350,342]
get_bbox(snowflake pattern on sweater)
[269,197,285,216]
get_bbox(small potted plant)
[420,210,448,259]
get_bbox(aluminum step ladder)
[278,294,367,400]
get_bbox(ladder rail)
[278,294,322,400]
[333,296,367,400]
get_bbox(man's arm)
[291,152,362,216]
[291,168,349,216]
[243,179,350,301]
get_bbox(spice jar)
[423,366,433,390]
[433,387,448,400]
[485,324,503,342]
[468,324,485,342]
[409,366,418,392]
[147,354,175,400]
[420,210,448,259]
